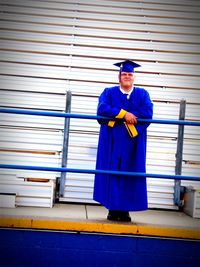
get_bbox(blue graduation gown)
[93,86,153,211]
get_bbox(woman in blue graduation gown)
[93,60,153,221]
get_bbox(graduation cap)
[114,60,141,73]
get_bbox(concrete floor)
[1,203,200,230]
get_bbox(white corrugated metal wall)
[0,0,199,209]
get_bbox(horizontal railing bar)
[0,108,200,126]
[0,164,199,182]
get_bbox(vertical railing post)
[59,91,72,197]
[174,99,186,207]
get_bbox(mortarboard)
[114,60,141,73]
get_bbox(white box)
[0,193,16,208]
[183,187,200,218]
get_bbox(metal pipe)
[174,100,186,207]
[0,108,200,126]
[59,91,71,197]
[0,164,199,182]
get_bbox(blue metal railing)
[0,164,199,181]
[0,107,200,126]
[0,107,200,185]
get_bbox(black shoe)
[107,210,120,221]
[118,211,131,222]
[107,210,131,222]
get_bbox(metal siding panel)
[1,3,199,25]
[69,82,200,104]
[1,0,199,18]
[0,75,68,94]
[0,169,58,180]
[0,113,65,129]
[6,0,200,11]
[15,196,53,207]
[0,152,61,168]
[73,36,200,53]
[1,49,200,76]
[1,20,200,43]
[1,63,199,89]
[1,31,200,53]
[0,39,72,53]
[0,177,55,207]
[1,13,200,34]
[0,90,66,110]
